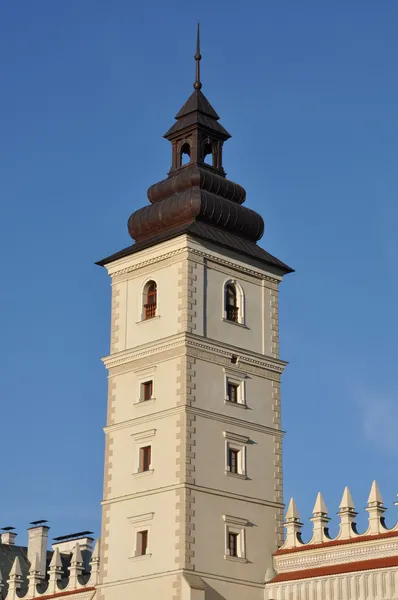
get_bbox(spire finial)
[194,22,202,90]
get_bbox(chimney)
[52,531,94,555]
[27,521,49,578]
[1,527,17,545]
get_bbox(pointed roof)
[9,556,22,579]
[368,480,384,505]
[71,542,83,565]
[175,89,219,120]
[286,497,300,521]
[339,486,355,510]
[90,538,100,562]
[29,553,41,574]
[49,547,62,569]
[313,492,328,515]
[165,90,230,139]
[164,25,230,140]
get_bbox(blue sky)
[0,0,397,545]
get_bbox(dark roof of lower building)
[96,221,294,275]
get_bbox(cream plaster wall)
[98,572,178,600]
[107,357,181,424]
[100,234,286,600]
[103,492,177,581]
[193,416,277,499]
[193,359,277,427]
[105,413,181,499]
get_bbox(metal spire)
[194,22,202,90]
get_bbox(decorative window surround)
[224,431,249,478]
[131,429,156,474]
[223,368,247,407]
[223,431,250,445]
[135,366,157,404]
[131,429,157,441]
[222,279,246,325]
[128,512,154,560]
[223,515,249,563]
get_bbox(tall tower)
[97,27,292,600]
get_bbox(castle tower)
[97,27,292,600]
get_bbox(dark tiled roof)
[96,221,294,274]
[0,544,30,596]
[175,89,220,119]
[165,110,230,138]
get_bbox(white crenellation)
[2,541,100,600]
[338,486,358,540]
[280,481,398,552]
[269,481,398,600]
[310,492,331,544]
[366,480,387,535]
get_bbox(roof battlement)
[0,524,99,600]
[266,481,398,594]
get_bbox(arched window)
[203,141,213,166]
[144,281,157,319]
[225,283,238,322]
[180,142,190,166]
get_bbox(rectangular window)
[227,382,239,403]
[228,448,239,474]
[140,446,151,472]
[228,532,238,557]
[142,380,153,401]
[137,530,148,556]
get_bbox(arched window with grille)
[225,283,239,322]
[144,280,157,319]
[223,280,244,325]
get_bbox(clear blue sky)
[0,0,397,545]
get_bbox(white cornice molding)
[266,565,398,599]
[110,247,187,279]
[104,404,284,437]
[106,235,282,284]
[186,247,281,284]
[102,332,287,377]
[102,481,284,510]
[275,538,398,573]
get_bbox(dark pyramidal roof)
[98,25,292,275]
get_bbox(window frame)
[228,448,239,474]
[135,366,157,405]
[223,515,249,563]
[223,368,247,408]
[224,431,250,478]
[223,280,245,326]
[131,429,156,476]
[140,279,159,322]
[227,381,239,404]
[140,445,152,472]
[144,281,157,319]
[128,512,154,560]
[228,531,239,557]
[137,530,149,556]
[142,380,153,402]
